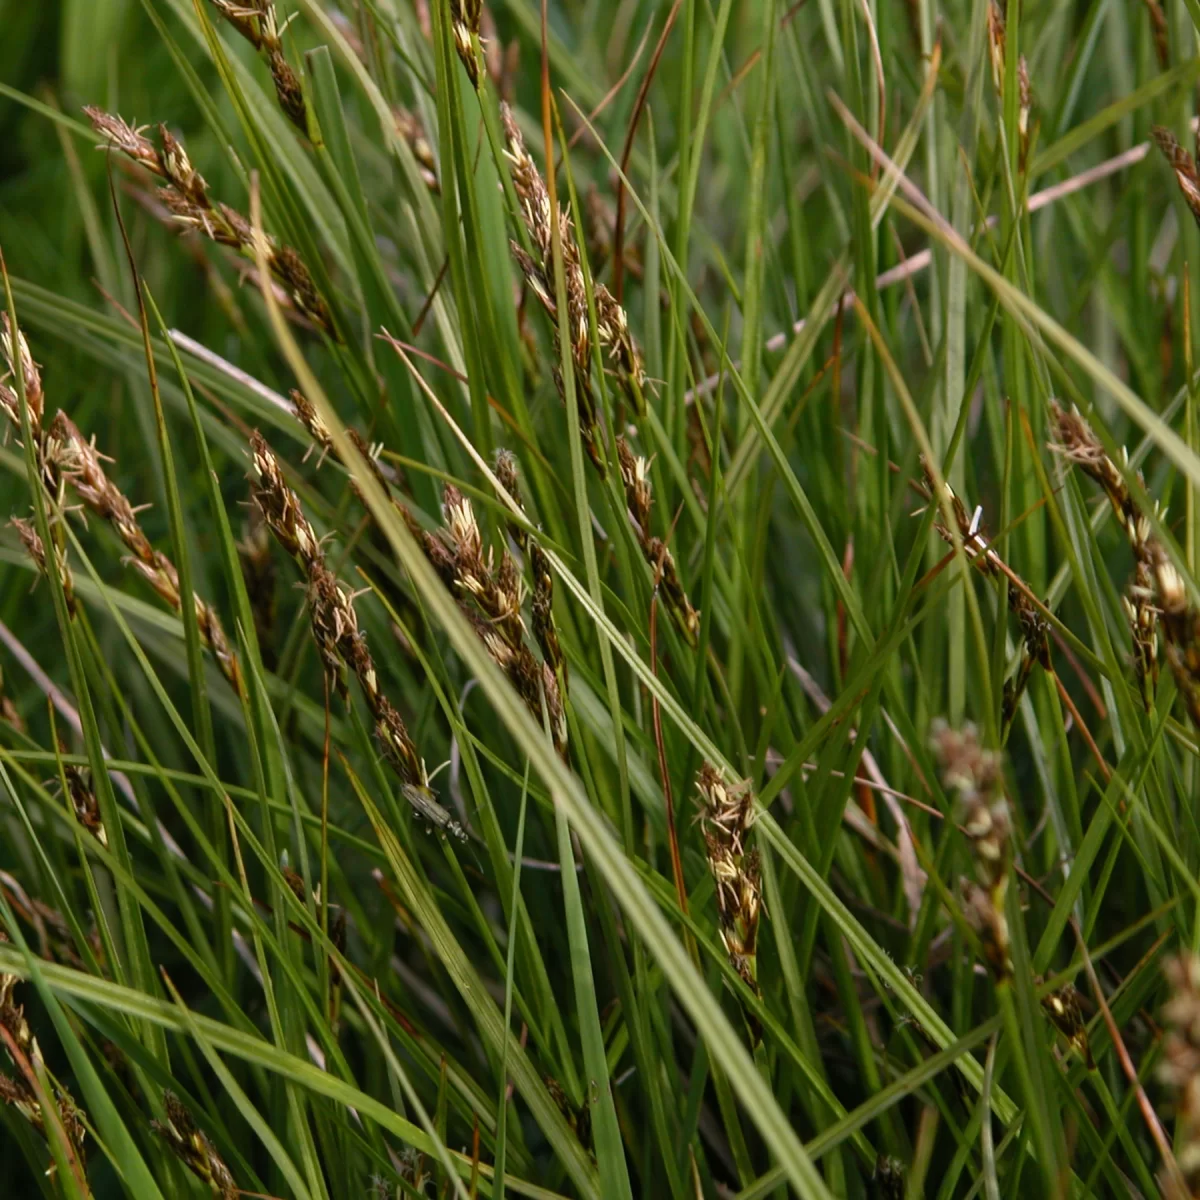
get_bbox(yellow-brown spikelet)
[1160,954,1200,1194]
[58,741,107,849]
[697,765,762,1010]
[986,2,1006,93]
[449,0,484,88]
[0,315,43,437]
[617,437,700,645]
[1018,56,1032,172]
[51,412,244,697]
[931,721,1012,979]
[1048,401,1161,708]
[494,448,569,691]
[1155,125,1200,230]
[86,108,331,332]
[204,0,307,133]
[1041,982,1094,1069]
[500,102,645,426]
[249,432,463,837]
[151,1091,237,1200]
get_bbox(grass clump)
[5,1,1200,1197]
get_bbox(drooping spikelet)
[51,412,244,697]
[151,1090,237,1200]
[1049,402,1161,710]
[204,0,308,133]
[85,108,331,332]
[697,764,762,1026]
[931,721,1012,979]
[249,431,464,838]
[617,437,699,645]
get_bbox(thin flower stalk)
[151,1091,237,1200]
[617,437,700,645]
[85,108,331,333]
[50,412,245,698]
[1048,402,1161,709]
[249,431,464,838]
[931,721,1012,980]
[204,0,307,133]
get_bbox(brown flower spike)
[249,432,464,838]
[85,108,331,333]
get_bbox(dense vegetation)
[2,0,1200,1196]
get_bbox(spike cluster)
[1049,402,1164,710]
[50,412,245,697]
[151,1091,236,1200]
[500,102,645,475]
[617,437,700,645]
[204,0,307,132]
[249,431,463,838]
[1160,954,1200,1194]
[0,939,88,1177]
[931,721,1012,980]
[917,458,1049,727]
[438,483,566,754]
[697,765,762,1015]
[85,108,331,332]
[289,404,569,755]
